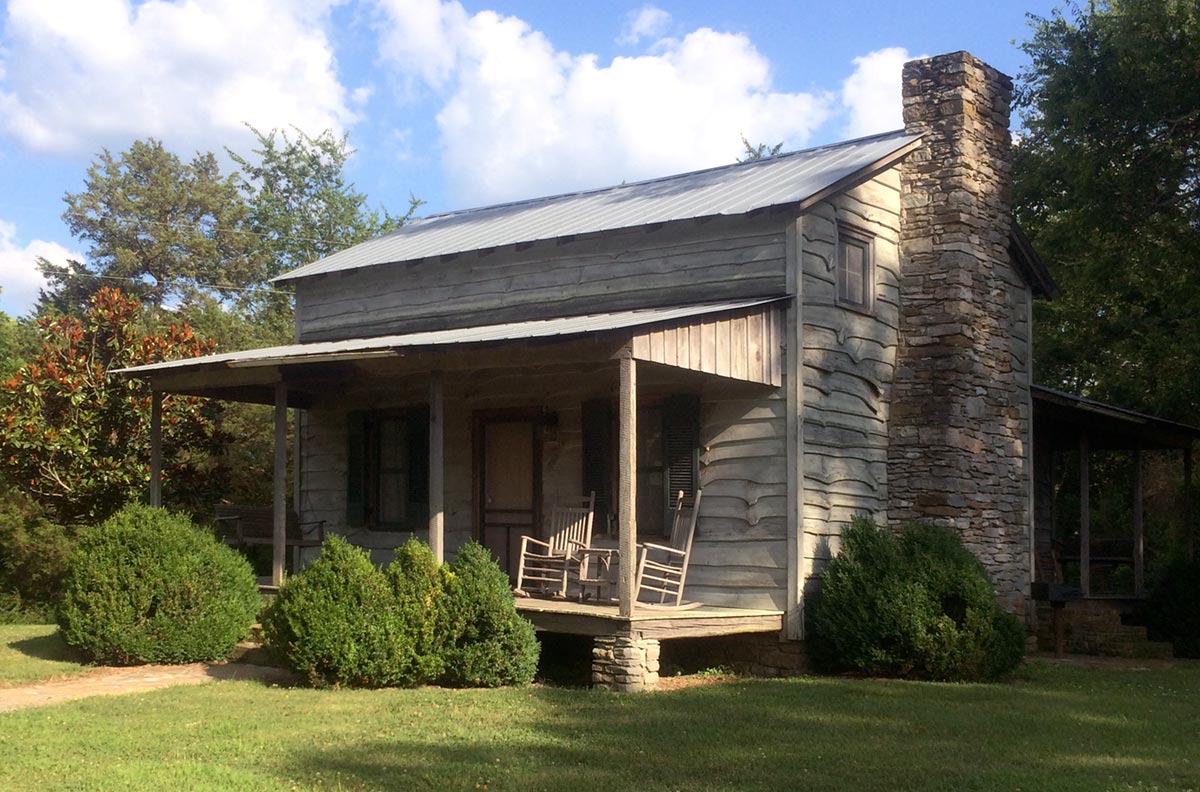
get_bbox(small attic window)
[836,224,874,312]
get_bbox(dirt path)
[0,661,294,714]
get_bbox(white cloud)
[840,47,915,139]
[0,0,360,155]
[373,1,832,206]
[618,5,672,46]
[0,221,82,317]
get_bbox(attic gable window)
[836,224,874,312]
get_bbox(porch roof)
[1032,385,1200,450]
[117,297,786,403]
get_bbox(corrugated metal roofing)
[274,130,920,283]
[118,298,785,376]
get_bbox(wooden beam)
[272,382,288,588]
[149,390,163,508]
[1134,443,1144,597]
[617,349,638,618]
[429,370,445,564]
[1079,432,1090,597]
[784,218,805,639]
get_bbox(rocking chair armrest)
[640,541,685,558]
[519,535,553,552]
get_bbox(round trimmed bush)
[262,536,411,687]
[1141,553,1200,658]
[385,538,450,684]
[57,504,259,664]
[439,541,539,688]
[808,518,1025,681]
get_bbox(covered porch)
[1031,385,1199,656]
[121,300,789,688]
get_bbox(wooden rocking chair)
[634,488,703,608]
[514,492,595,598]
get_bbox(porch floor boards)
[513,597,784,640]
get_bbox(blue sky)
[0,0,1059,316]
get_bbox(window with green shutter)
[346,407,430,531]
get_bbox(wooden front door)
[475,414,542,578]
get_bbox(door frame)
[472,408,548,567]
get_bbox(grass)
[0,624,90,686]
[0,659,1197,791]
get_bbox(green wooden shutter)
[581,399,613,532]
[663,395,700,509]
[346,411,367,527]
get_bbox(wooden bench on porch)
[214,505,326,572]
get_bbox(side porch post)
[149,389,163,508]
[1079,432,1090,597]
[618,349,638,618]
[429,370,445,564]
[272,381,288,587]
[1134,443,1144,597]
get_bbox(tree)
[1013,0,1200,420]
[230,126,420,282]
[50,139,259,311]
[0,288,226,524]
[738,135,784,162]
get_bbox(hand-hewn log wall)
[799,169,903,594]
[293,215,787,342]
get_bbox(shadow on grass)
[7,630,85,665]
[273,669,1200,792]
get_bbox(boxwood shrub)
[263,537,539,688]
[438,541,539,688]
[57,504,259,664]
[808,517,1025,681]
[261,536,413,687]
[1140,552,1200,658]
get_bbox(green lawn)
[0,659,1197,791]
[0,624,90,686]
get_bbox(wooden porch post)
[1079,432,1090,597]
[1134,443,1144,597]
[1186,446,1195,562]
[618,350,638,618]
[272,381,288,588]
[149,389,163,508]
[429,371,445,565]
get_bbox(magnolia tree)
[0,288,225,524]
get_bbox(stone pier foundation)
[591,635,660,692]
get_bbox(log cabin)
[122,51,1083,688]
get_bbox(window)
[836,224,874,311]
[346,408,430,530]
[581,394,699,536]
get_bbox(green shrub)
[385,538,449,684]
[0,488,75,616]
[57,504,259,664]
[808,518,1024,681]
[262,536,406,687]
[1141,553,1200,658]
[439,541,539,688]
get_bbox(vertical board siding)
[295,217,787,341]
[800,169,902,590]
[630,304,783,386]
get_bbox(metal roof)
[117,298,785,376]
[274,130,920,283]
[1032,385,1200,439]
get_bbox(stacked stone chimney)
[887,52,1032,613]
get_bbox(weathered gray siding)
[297,355,788,610]
[799,168,902,592]
[693,385,788,610]
[293,214,787,341]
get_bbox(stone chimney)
[887,52,1031,613]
